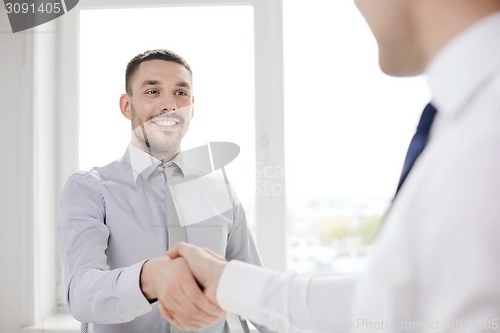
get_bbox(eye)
[175,90,188,96]
[145,89,159,95]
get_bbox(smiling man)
[57,49,270,333]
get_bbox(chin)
[379,56,423,77]
[149,142,181,155]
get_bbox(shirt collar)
[426,12,500,116]
[127,143,187,182]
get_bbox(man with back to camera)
[163,0,500,332]
[57,49,272,333]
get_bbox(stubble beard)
[131,105,185,159]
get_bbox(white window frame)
[54,0,285,313]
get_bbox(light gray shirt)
[58,143,264,333]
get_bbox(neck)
[414,0,500,69]
[157,150,180,163]
[131,139,180,163]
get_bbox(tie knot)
[158,162,182,180]
[416,102,437,134]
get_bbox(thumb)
[165,242,188,259]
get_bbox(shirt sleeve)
[217,260,356,333]
[224,192,263,266]
[57,172,152,324]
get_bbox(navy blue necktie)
[396,102,437,194]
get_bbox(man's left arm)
[225,200,262,265]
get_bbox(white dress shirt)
[216,12,500,333]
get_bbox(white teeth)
[155,120,177,126]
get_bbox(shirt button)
[117,319,123,323]
[138,307,144,314]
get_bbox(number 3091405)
[5,2,62,14]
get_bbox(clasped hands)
[140,242,228,330]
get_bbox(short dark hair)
[125,49,193,94]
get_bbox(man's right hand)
[166,243,228,308]
[140,255,225,330]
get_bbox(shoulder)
[61,158,128,196]
[91,157,130,180]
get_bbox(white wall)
[0,8,61,330]
[0,9,35,333]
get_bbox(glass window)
[79,6,256,223]
[283,1,431,275]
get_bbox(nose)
[162,105,176,112]
[161,95,177,112]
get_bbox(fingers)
[156,257,225,330]
[158,301,173,321]
[166,242,202,261]
[159,301,207,331]
[166,246,180,259]
[202,247,226,261]
[174,267,224,322]
[168,242,228,302]
[181,273,224,318]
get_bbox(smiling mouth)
[149,115,182,129]
[153,119,178,126]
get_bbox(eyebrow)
[140,79,191,89]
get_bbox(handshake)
[140,243,229,330]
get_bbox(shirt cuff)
[116,259,153,318]
[217,260,263,317]
[217,260,274,319]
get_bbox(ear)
[119,94,132,120]
[190,96,195,118]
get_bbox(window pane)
[79,6,255,224]
[284,1,431,274]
